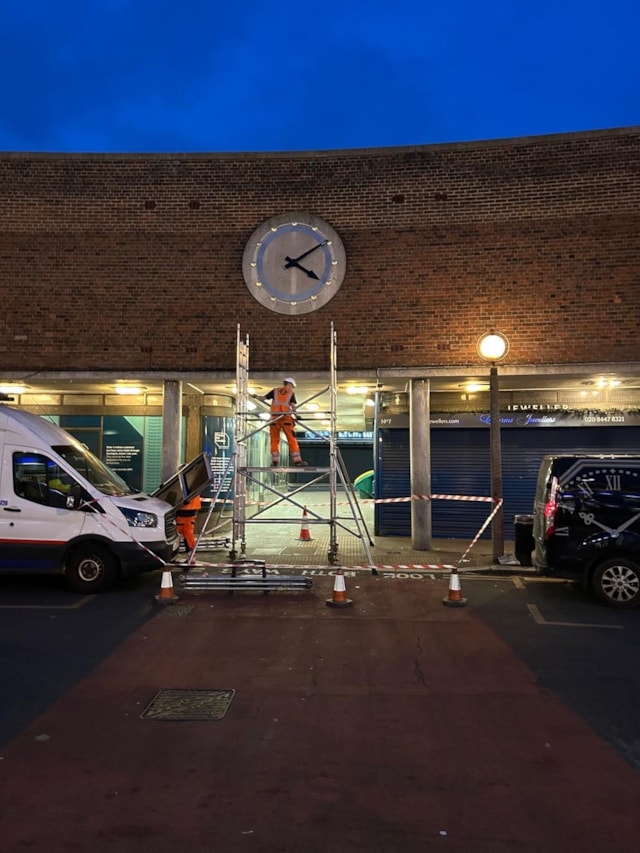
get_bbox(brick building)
[1,126,639,542]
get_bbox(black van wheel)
[65,544,119,593]
[592,557,640,608]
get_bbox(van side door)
[0,450,87,573]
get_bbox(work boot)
[271,461,279,467]
[294,460,309,466]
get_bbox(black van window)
[13,452,77,508]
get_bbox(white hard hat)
[283,376,296,387]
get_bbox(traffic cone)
[442,568,467,607]
[297,506,313,541]
[326,568,353,608]
[155,568,179,604]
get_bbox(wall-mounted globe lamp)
[476,331,510,363]
[477,331,510,561]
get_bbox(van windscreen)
[52,444,133,496]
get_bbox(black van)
[532,455,640,608]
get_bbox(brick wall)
[0,127,638,374]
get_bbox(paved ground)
[193,489,502,572]
[2,572,640,852]
[4,492,636,852]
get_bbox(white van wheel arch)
[591,557,640,609]
[65,543,119,593]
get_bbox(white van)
[0,406,186,592]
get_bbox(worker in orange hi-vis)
[176,494,202,553]
[260,377,308,467]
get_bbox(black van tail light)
[543,499,557,537]
[543,476,560,538]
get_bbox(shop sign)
[378,411,640,428]
[302,430,374,441]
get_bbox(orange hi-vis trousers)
[270,414,302,464]
[176,495,202,551]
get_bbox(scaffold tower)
[230,322,374,567]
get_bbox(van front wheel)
[592,557,640,608]
[65,544,119,593]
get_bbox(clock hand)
[284,239,328,268]
[283,257,320,279]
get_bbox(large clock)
[242,213,346,315]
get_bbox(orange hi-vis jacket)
[177,494,202,518]
[269,386,296,417]
[266,385,302,462]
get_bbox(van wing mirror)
[67,484,83,510]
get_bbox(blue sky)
[1,0,638,153]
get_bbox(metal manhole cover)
[141,689,235,721]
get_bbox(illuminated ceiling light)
[346,385,368,395]
[465,382,489,393]
[0,383,26,394]
[115,385,144,395]
[598,377,620,389]
[305,403,319,411]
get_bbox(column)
[162,379,182,481]
[410,378,431,549]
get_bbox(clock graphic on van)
[242,213,346,315]
[563,461,640,536]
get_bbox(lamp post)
[477,331,510,562]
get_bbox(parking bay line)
[526,603,623,629]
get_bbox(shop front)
[375,408,640,540]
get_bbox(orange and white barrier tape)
[240,492,496,507]
[456,499,503,566]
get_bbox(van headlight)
[120,507,158,528]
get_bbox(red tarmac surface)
[1,575,639,853]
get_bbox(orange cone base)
[442,594,468,608]
[326,596,353,608]
[155,592,179,604]
[298,532,313,541]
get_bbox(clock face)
[242,213,346,315]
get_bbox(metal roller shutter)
[377,426,640,540]
[431,431,490,538]
[375,429,411,535]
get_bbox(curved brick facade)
[0,127,638,375]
